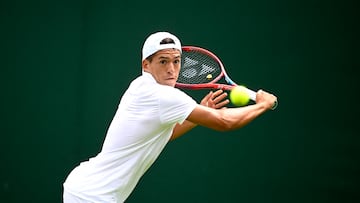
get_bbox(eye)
[174,59,180,64]
[160,60,167,65]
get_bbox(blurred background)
[1,0,358,202]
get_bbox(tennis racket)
[176,46,278,110]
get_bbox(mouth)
[163,77,177,86]
[166,76,177,81]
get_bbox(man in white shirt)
[63,31,277,203]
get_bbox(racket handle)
[245,88,278,110]
[246,88,257,101]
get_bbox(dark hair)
[146,38,176,62]
[160,38,175,45]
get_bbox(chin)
[165,82,176,87]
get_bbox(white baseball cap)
[142,31,182,61]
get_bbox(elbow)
[213,116,237,132]
[214,111,247,131]
[212,123,234,132]
[221,121,238,131]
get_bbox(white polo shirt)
[63,72,197,203]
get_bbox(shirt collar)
[142,71,157,83]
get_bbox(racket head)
[176,46,226,87]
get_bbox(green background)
[1,0,358,202]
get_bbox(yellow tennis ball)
[230,86,250,106]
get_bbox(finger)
[205,91,213,100]
[215,99,230,109]
[211,89,224,98]
[213,92,228,104]
[200,91,213,105]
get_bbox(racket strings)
[178,51,222,84]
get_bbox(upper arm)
[186,105,230,131]
[170,105,226,140]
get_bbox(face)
[142,49,181,87]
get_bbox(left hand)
[200,89,229,109]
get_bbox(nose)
[167,63,175,74]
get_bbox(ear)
[142,59,150,72]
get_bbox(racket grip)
[245,88,278,110]
[245,88,257,101]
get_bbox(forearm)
[221,102,269,130]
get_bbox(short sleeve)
[159,87,197,125]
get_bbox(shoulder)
[158,86,195,105]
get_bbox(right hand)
[256,90,277,110]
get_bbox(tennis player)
[63,31,277,203]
